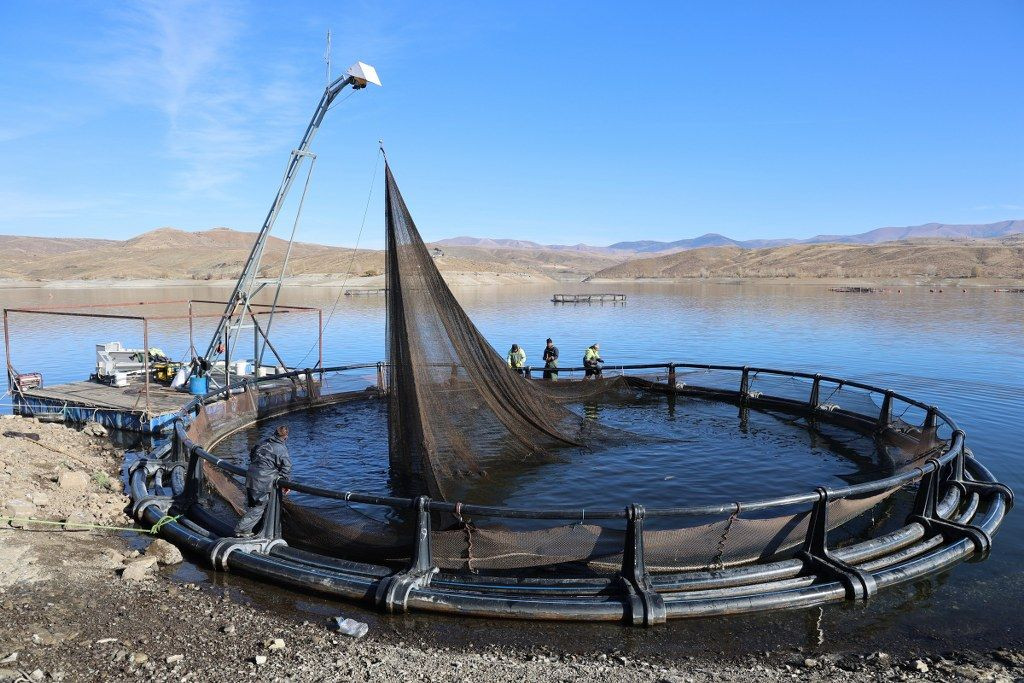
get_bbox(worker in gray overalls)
[235,425,292,537]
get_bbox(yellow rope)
[0,514,180,535]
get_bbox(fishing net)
[384,164,624,500]
[187,163,953,575]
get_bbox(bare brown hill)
[2,227,1022,283]
[591,236,1024,280]
[0,228,561,282]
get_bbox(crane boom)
[201,62,380,370]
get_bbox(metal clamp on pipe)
[209,486,288,570]
[798,487,877,601]
[950,441,1015,511]
[132,494,174,518]
[908,458,993,556]
[620,504,667,626]
[375,496,438,614]
[127,457,171,479]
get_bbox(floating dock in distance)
[344,288,387,296]
[993,288,1024,293]
[829,287,878,293]
[552,293,627,304]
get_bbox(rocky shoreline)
[1,417,1021,682]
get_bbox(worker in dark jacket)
[234,425,292,537]
[542,338,559,380]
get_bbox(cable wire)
[294,148,383,367]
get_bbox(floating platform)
[552,293,627,304]
[994,288,1024,293]
[13,373,309,434]
[15,380,192,433]
[344,288,386,296]
[829,286,878,293]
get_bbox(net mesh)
[384,164,620,500]
[185,163,954,574]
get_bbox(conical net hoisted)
[384,164,620,500]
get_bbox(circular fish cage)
[128,362,1013,626]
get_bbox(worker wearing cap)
[506,344,526,370]
[542,338,559,380]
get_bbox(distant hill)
[1,221,1021,283]
[0,227,554,282]
[802,219,1024,245]
[441,220,1024,255]
[591,235,1024,280]
[433,236,631,256]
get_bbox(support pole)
[3,309,12,395]
[908,457,999,554]
[878,390,893,429]
[224,326,231,393]
[620,504,666,626]
[797,487,877,601]
[375,496,437,613]
[667,363,676,390]
[143,319,151,419]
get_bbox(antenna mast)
[325,30,332,85]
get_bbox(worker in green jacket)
[506,344,526,370]
[583,343,603,379]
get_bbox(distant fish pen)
[344,288,387,296]
[127,361,1012,625]
[829,287,879,293]
[552,293,627,304]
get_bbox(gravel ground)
[1,417,1021,682]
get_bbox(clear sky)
[1,1,1022,248]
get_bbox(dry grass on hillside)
[0,228,557,281]
[593,236,1024,280]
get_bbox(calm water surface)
[2,281,1022,654]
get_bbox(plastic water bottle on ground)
[331,616,369,638]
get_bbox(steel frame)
[126,361,1013,625]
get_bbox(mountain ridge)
[436,220,1024,254]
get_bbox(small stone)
[29,492,49,507]
[145,539,183,565]
[0,653,17,664]
[95,638,118,644]
[220,625,236,635]
[62,510,95,531]
[120,557,158,581]
[267,638,285,651]
[57,471,90,490]
[804,658,819,668]
[165,654,183,665]
[31,630,58,647]
[254,655,268,666]
[81,421,108,437]
[914,659,929,673]
[29,670,44,682]
[130,653,148,665]
[2,498,35,528]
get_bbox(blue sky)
[1,1,1021,248]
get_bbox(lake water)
[2,281,1022,653]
